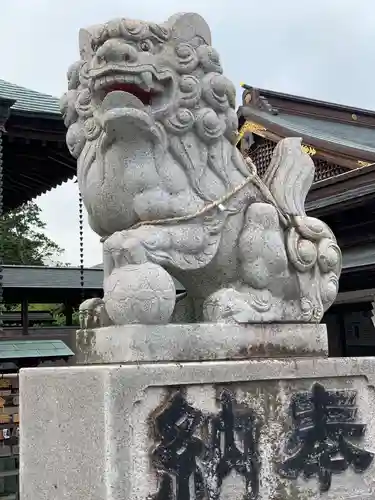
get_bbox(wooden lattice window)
[249,139,276,178]
[246,139,348,182]
[313,159,347,182]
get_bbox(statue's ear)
[166,13,211,47]
[79,28,96,61]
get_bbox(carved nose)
[96,39,138,63]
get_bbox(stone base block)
[21,356,375,500]
[75,322,328,363]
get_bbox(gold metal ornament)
[301,145,316,156]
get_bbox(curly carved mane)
[60,14,254,237]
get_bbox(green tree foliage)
[8,303,80,326]
[0,202,65,265]
[0,203,81,326]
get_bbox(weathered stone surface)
[61,12,341,327]
[21,357,375,500]
[20,8,350,500]
[75,323,328,364]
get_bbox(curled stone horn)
[166,13,212,47]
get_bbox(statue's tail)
[259,137,341,319]
[262,137,315,217]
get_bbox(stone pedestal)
[20,324,375,499]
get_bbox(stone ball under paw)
[103,263,176,325]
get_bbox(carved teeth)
[93,73,142,91]
[105,76,114,86]
[140,71,153,90]
[152,81,164,93]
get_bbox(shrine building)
[0,79,103,350]
[1,79,375,358]
[237,84,375,357]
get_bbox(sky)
[1,0,375,266]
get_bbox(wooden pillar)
[21,298,29,335]
[65,303,73,326]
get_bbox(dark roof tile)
[241,106,375,156]
[0,79,60,115]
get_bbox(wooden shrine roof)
[1,265,102,303]
[0,80,75,211]
[237,84,375,169]
[0,79,60,115]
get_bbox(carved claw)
[203,288,266,324]
[79,298,113,329]
[103,232,149,276]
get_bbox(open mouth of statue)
[103,82,153,106]
[92,71,169,111]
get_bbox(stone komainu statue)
[60,12,341,327]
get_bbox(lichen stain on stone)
[246,342,321,359]
[232,380,314,500]
[75,329,104,363]
[274,480,314,500]
[186,350,219,362]
[213,342,323,363]
[146,386,184,443]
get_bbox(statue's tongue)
[101,90,145,114]
[100,90,157,139]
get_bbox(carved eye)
[139,40,152,52]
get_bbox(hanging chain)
[78,189,84,301]
[0,131,3,328]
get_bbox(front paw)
[104,232,148,268]
[203,288,271,323]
